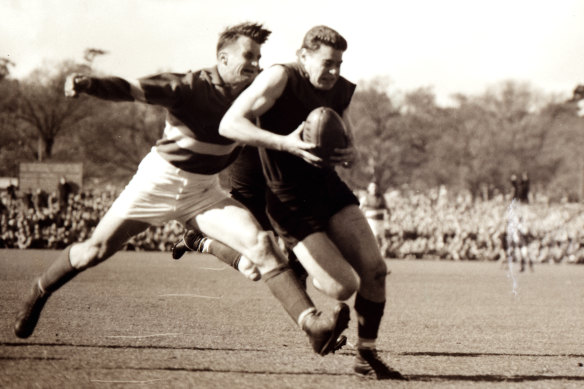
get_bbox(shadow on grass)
[408,374,584,383]
[1,341,269,353]
[402,351,584,358]
[4,343,584,382]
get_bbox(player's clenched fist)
[64,73,91,98]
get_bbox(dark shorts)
[230,187,272,231]
[229,146,272,231]
[266,172,359,248]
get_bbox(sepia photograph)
[1,0,583,387]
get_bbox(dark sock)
[205,240,242,269]
[39,245,79,294]
[354,293,385,340]
[263,265,314,324]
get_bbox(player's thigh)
[187,197,267,258]
[71,213,150,268]
[327,205,387,279]
[293,232,359,301]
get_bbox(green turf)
[1,249,583,388]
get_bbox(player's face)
[220,36,262,86]
[577,99,584,117]
[300,45,344,90]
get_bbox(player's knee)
[362,259,388,288]
[314,273,359,301]
[242,230,282,266]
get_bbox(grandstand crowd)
[1,184,583,264]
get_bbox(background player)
[13,22,349,357]
[359,181,389,253]
[508,173,532,271]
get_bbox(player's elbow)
[218,114,239,139]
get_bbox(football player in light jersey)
[14,22,350,357]
[359,182,389,250]
[219,25,407,380]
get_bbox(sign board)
[19,162,83,193]
[0,177,18,189]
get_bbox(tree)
[0,57,15,82]
[12,60,93,161]
[0,60,25,176]
[347,77,400,190]
[79,101,164,183]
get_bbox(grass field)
[1,249,583,388]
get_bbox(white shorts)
[108,149,230,226]
[367,218,385,239]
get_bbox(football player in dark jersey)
[218,25,406,380]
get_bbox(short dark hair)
[300,25,347,52]
[217,22,271,53]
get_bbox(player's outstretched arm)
[220,66,322,167]
[64,73,146,102]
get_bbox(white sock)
[37,278,47,295]
[201,238,212,253]
[297,307,317,328]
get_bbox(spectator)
[57,176,72,210]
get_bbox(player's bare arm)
[328,109,358,168]
[220,65,322,166]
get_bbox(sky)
[2,0,583,105]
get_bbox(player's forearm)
[219,115,286,151]
[79,76,143,102]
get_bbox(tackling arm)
[64,73,147,102]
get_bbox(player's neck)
[224,81,248,96]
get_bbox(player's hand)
[64,73,90,98]
[281,122,324,167]
[329,143,357,169]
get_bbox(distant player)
[219,25,406,380]
[14,22,349,357]
[508,173,532,272]
[359,182,388,251]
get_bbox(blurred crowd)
[2,184,584,264]
[379,188,584,264]
[0,186,183,251]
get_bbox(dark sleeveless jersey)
[85,67,240,175]
[258,63,356,184]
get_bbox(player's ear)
[218,51,228,66]
[297,48,307,62]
